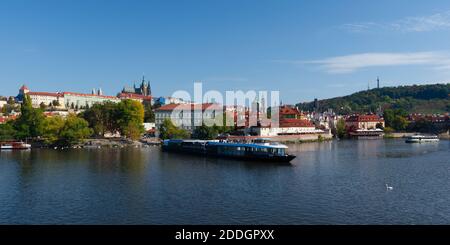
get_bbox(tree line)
[0,95,145,145]
[297,83,450,114]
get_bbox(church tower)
[139,75,152,96]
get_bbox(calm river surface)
[0,139,449,224]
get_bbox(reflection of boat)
[405,135,439,143]
[162,138,296,163]
[0,141,32,150]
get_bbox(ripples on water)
[0,139,449,224]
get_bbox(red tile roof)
[20,85,29,90]
[279,118,314,128]
[117,93,152,100]
[0,115,17,123]
[279,105,302,116]
[346,114,383,122]
[28,92,62,97]
[408,114,449,122]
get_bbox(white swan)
[386,184,393,191]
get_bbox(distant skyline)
[2,0,450,103]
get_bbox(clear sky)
[2,0,450,103]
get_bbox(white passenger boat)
[405,135,439,143]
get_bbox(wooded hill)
[296,83,450,114]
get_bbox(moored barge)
[162,138,296,163]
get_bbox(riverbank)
[79,138,162,148]
[384,132,450,140]
[29,138,161,149]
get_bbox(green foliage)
[39,102,47,110]
[82,102,117,136]
[336,118,346,139]
[158,119,190,139]
[407,118,438,133]
[209,112,233,134]
[40,115,92,146]
[0,122,16,141]
[383,109,409,131]
[58,115,93,146]
[1,98,19,116]
[40,116,66,145]
[4,95,91,146]
[192,124,219,140]
[144,102,155,123]
[297,83,450,114]
[7,97,15,105]
[52,100,60,107]
[13,94,44,140]
[83,100,145,140]
[116,99,145,140]
[384,127,394,134]
[317,135,324,142]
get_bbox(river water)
[0,139,449,224]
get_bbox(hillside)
[296,83,450,114]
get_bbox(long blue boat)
[162,138,296,163]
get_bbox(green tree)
[384,109,409,131]
[83,100,146,140]
[58,115,93,146]
[82,101,120,137]
[116,99,145,140]
[2,98,19,116]
[408,118,437,133]
[7,97,15,105]
[384,127,394,134]
[13,94,44,140]
[144,102,155,123]
[52,100,61,107]
[158,118,190,139]
[82,103,107,136]
[392,115,409,131]
[40,116,65,145]
[38,115,92,146]
[0,122,16,141]
[192,124,219,140]
[40,102,47,110]
[336,118,346,139]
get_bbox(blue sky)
[2,0,450,103]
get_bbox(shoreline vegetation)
[0,94,147,148]
[297,83,450,115]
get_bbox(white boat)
[405,135,439,143]
[0,141,32,150]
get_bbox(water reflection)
[0,139,449,224]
